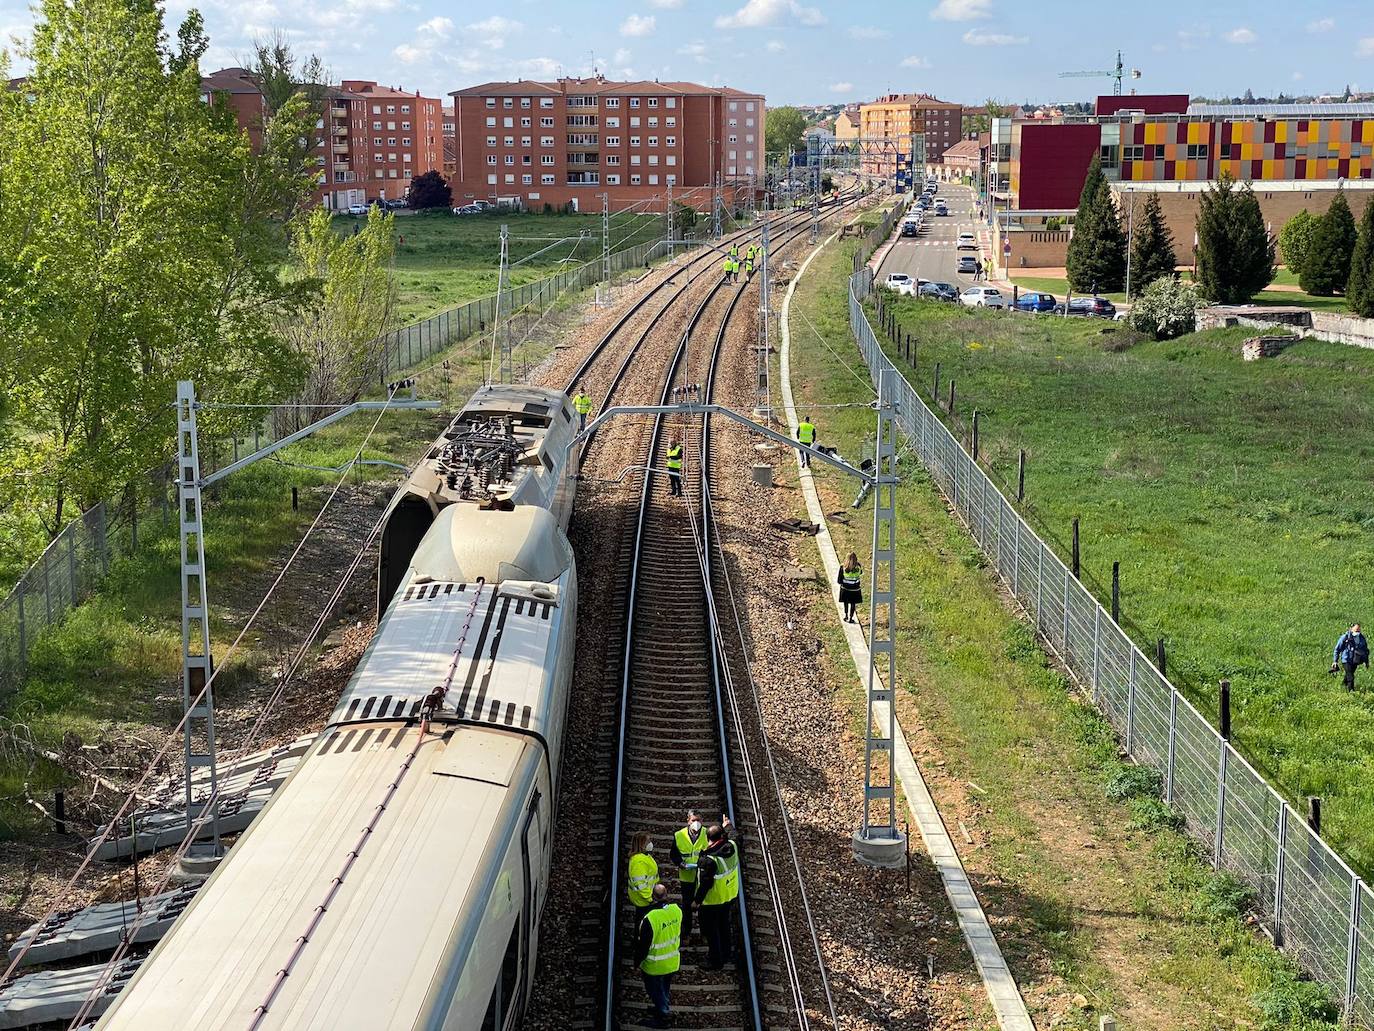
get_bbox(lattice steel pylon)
[496,224,513,384]
[176,381,222,857]
[854,368,904,866]
[755,218,772,419]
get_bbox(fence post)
[1111,561,1120,623]
[1309,796,1322,834]
[16,581,26,673]
[1165,689,1177,803]
[1156,637,1166,676]
[1071,517,1080,579]
[948,379,956,417]
[972,410,979,462]
[932,362,940,403]
[1219,679,1231,740]
[1017,449,1025,502]
[1126,648,1136,752]
[1347,874,1361,1019]
[1274,801,1288,947]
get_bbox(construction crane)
[1059,51,1141,95]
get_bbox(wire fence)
[0,228,702,701]
[847,258,1374,1025]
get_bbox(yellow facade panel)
[1364,122,1374,144]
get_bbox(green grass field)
[1006,268,1352,312]
[875,292,1374,877]
[788,238,1340,1028]
[337,209,669,324]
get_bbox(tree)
[1278,209,1317,278]
[1128,278,1200,340]
[820,173,834,194]
[1194,172,1275,304]
[250,31,327,115]
[671,201,699,236]
[1065,157,1126,293]
[277,207,396,419]
[1347,200,1374,317]
[1127,193,1177,296]
[1300,191,1358,296]
[0,0,318,538]
[965,98,1006,137]
[408,170,452,210]
[765,106,807,161]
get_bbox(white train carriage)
[97,389,579,1031]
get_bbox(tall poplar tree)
[1066,157,1126,293]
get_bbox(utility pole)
[175,382,222,859]
[496,224,512,383]
[666,183,674,261]
[713,171,722,239]
[756,217,772,421]
[601,192,611,286]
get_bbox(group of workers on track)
[722,241,760,283]
[627,812,740,1027]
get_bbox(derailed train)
[98,384,580,1030]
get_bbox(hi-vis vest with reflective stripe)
[842,565,863,586]
[640,904,682,975]
[798,422,816,445]
[666,444,683,471]
[674,826,707,884]
[573,393,593,415]
[701,847,740,905]
[628,852,657,906]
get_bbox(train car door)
[513,790,542,1027]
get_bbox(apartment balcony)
[330,103,349,117]
[333,163,351,174]
[331,143,349,155]
[332,124,349,136]
[566,140,600,151]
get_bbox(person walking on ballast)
[694,817,738,971]
[796,415,816,469]
[1332,623,1370,691]
[635,882,682,1029]
[665,438,684,497]
[838,551,863,624]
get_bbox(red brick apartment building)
[449,76,766,211]
[201,68,444,210]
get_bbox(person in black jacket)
[693,818,738,971]
[1332,623,1370,691]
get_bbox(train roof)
[96,724,536,1030]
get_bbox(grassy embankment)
[344,209,668,324]
[0,335,546,838]
[784,235,1340,1028]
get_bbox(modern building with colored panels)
[449,76,764,212]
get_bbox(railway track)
[542,192,866,1031]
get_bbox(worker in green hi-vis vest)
[634,883,682,1029]
[670,809,707,941]
[796,415,817,469]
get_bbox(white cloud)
[1224,27,1257,44]
[829,81,854,93]
[1307,17,1334,33]
[848,26,890,40]
[418,16,453,38]
[931,0,991,21]
[1177,26,1211,49]
[614,47,632,64]
[648,0,683,6]
[715,0,825,30]
[677,40,710,63]
[1358,37,1374,57]
[766,39,786,52]
[620,13,656,37]
[466,15,522,49]
[962,28,1027,45]
[901,55,931,68]
[393,42,424,63]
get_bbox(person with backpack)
[1332,623,1370,691]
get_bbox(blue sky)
[2,0,1373,105]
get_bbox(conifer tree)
[1301,191,1359,296]
[1195,172,1275,304]
[1066,157,1126,293]
[1127,193,1177,297]
[1347,200,1374,318]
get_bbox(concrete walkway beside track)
[780,227,1035,1031]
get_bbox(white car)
[956,232,977,251]
[884,272,917,296]
[346,203,368,216]
[960,286,1005,308]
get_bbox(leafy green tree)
[1347,200,1374,317]
[408,170,451,209]
[1127,193,1177,296]
[1301,191,1359,296]
[672,201,699,235]
[1128,278,1200,339]
[1278,209,1317,277]
[251,31,328,115]
[1195,172,1275,304]
[820,173,834,194]
[278,207,396,420]
[0,0,318,536]
[765,106,807,160]
[1065,157,1126,293]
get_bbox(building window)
[665,136,676,147]
[631,154,641,165]
[372,120,382,130]
[607,117,620,128]
[503,117,513,128]
[728,165,737,175]
[504,155,515,165]
[522,136,532,147]
[630,117,641,128]
[503,98,513,108]
[505,173,514,182]
[504,136,514,146]
[375,137,383,146]
[487,155,497,165]
[521,117,531,128]
[1187,143,1209,159]
[744,134,753,143]
[607,136,620,147]
[746,102,754,112]
[666,155,676,166]
[728,118,737,127]
[568,95,597,109]
[388,137,397,146]
[522,173,533,184]
[541,155,555,165]
[541,135,554,146]
[666,174,676,185]
[666,98,675,108]
[541,117,554,128]
[401,121,411,130]
[372,105,382,114]
[647,117,658,128]
[606,97,620,108]
[647,136,658,146]
[486,117,496,127]
[745,118,754,127]
[729,101,738,111]
[522,155,531,165]
[648,174,658,184]
[386,105,395,114]
[607,174,621,184]
[1099,144,1119,169]
[666,117,676,128]
[1124,145,1144,162]
[488,173,498,183]
[389,153,397,162]
[487,136,497,146]
[648,97,658,107]
[648,155,658,165]
[542,173,555,184]
[728,134,737,144]
[630,136,640,146]
[521,97,531,108]
[606,154,621,165]
[402,137,411,146]
[630,174,641,184]
[629,97,640,108]
[729,150,736,160]
[540,97,554,108]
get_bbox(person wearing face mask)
[693,817,738,971]
[627,830,659,932]
[670,810,707,941]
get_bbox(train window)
[481,984,498,1031]
[500,924,520,1026]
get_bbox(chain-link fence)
[847,263,1374,1024]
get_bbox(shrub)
[1251,973,1339,1029]
[1045,216,1063,232]
[1278,209,1317,277]
[1193,872,1252,922]
[1127,193,1177,297]
[1128,278,1201,340]
[1105,763,1162,800]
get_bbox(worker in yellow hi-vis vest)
[634,883,681,1028]
[670,809,707,940]
[665,438,684,497]
[796,415,817,469]
[627,830,659,934]
[693,817,738,970]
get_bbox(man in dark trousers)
[665,437,683,497]
[693,817,738,970]
[1332,623,1370,690]
[634,883,682,1029]
[670,809,707,941]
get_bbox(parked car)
[900,221,921,237]
[925,182,938,195]
[452,204,483,215]
[1053,296,1118,318]
[960,286,1006,308]
[919,281,960,302]
[383,198,408,210]
[935,200,949,215]
[1013,291,1057,313]
[956,255,979,274]
[884,272,917,296]
[346,203,368,216]
[916,195,932,210]
[956,231,977,250]
[471,200,494,211]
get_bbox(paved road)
[876,183,985,292]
